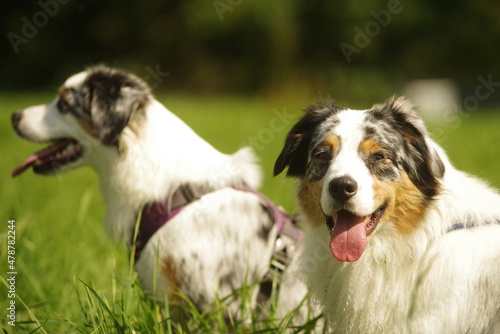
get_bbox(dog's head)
[11,66,151,177]
[274,97,445,262]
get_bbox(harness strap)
[230,186,303,303]
[256,214,303,303]
[447,222,479,232]
[233,186,291,234]
[133,185,303,266]
[447,221,500,232]
[133,185,211,261]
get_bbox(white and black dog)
[11,66,308,320]
[274,97,500,333]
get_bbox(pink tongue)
[11,141,71,177]
[329,210,367,262]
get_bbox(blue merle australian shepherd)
[11,66,310,322]
[274,97,500,333]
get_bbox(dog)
[11,66,309,321]
[274,97,500,333]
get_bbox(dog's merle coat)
[275,97,500,333]
[11,66,312,322]
[275,98,444,200]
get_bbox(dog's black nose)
[329,176,358,202]
[11,111,22,127]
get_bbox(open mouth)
[324,203,387,262]
[12,139,84,177]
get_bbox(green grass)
[0,92,499,333]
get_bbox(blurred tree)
[1,0,499,102]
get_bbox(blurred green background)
[1,0,500,104]
[1,1,500,332]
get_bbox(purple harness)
[132,185,302,263]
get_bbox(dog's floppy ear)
[381,96,445,199]
[273,131,307,177]
[85,67,151,146]
[274,101,341,177]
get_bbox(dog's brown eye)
[372,152,386,161]
[313,147,331,161]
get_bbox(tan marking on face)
[359,138,383,155]
[77,117,99,139]
[59,87,68,101]
[58,87,99,139]
[298,180,324,227]
[374,171,426,235]
[57,88,72,113]
[323,134,340,151]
